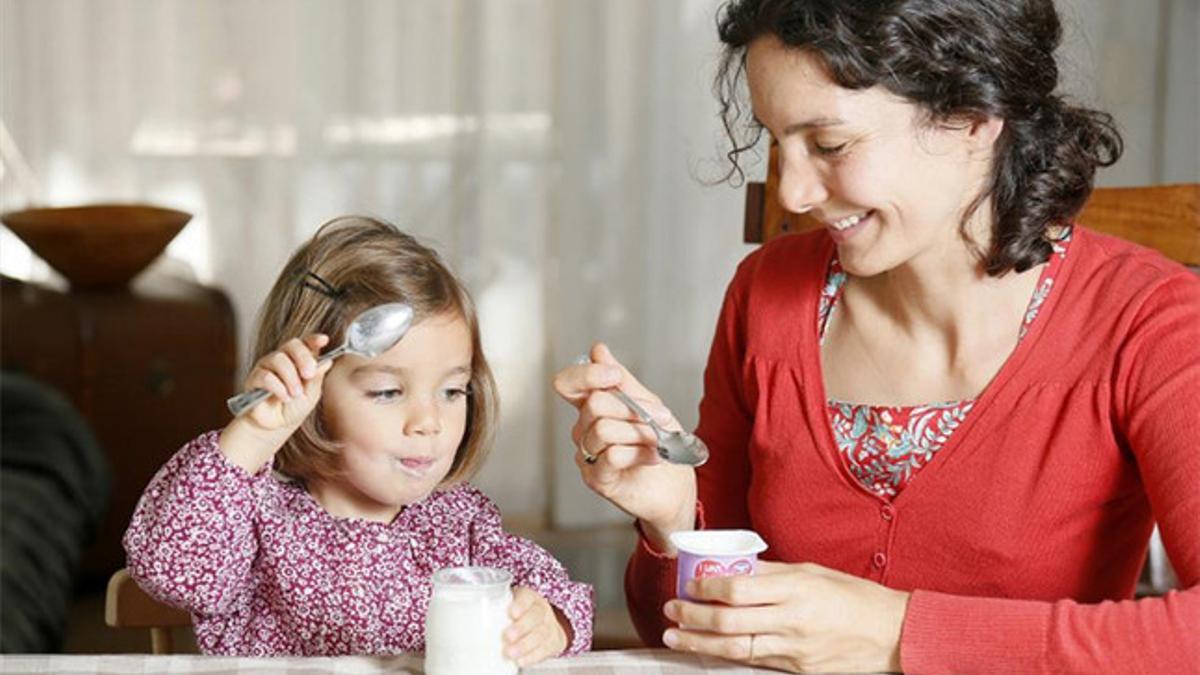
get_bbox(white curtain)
[1057,0,1199,186]
[0,0,750,534]
[2,0,1195,539]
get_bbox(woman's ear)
[967,115,1005,153]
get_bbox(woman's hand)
[504,586,570,667]
[552,342,697,548]
[219,334,333,473]
[661,561,910,673]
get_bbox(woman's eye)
[368,388,403,402]
[813,141,849,156]
[442,387,470,402]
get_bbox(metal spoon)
[227,303,415,417]
[575,355,709,466]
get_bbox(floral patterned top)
[124,431,594,656]
[819,232,1071,499]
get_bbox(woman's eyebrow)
[781,116,846,136]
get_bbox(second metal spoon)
[227,303,415,417]
[576,355,709,466]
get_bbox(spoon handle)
[225,343,350,417]
[574,354,661,432]
[608,387,660,433]
[316,343,347,364]
[226,388,273,417]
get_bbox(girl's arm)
[122,430,265,617]
[465,487,595,656]
[124,334,330,616]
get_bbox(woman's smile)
[822,209,875,243]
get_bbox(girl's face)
[746,35,999,277]
[317,311,473,521]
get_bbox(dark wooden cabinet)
[1,273,237,585]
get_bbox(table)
[0,650,799,674]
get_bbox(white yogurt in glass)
[424,566,518,675]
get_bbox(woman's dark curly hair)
[716,0,1123,275]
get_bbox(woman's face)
[746,35,998,277]
[317,311,472,520]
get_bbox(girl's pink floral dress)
[124,431,593,656]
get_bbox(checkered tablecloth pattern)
[0,649,794,674]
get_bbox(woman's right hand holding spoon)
[553,342,697,553]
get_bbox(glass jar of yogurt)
[424,566,518,675]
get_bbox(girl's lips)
[392,456,436,476]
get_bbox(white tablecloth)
[0,650,798,674]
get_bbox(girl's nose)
[778,152,829,215]
[404,399,442,436]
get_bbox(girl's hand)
[552,342,697,550]
[219,334,333,473]
[504,586,570,667]
[661,561,910,674]
[239,334,333,433]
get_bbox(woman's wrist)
[880,588,911,672]
[640,506,697,556]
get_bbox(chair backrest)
[1070,185,1200,265]
[744,147,1200,267]
[105,568,192,654]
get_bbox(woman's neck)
[861,245,989,331]
[849,222,1039,353]
[829,231,1043,404]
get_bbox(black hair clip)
[299,270,345,300]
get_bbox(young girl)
[124,216,593,662]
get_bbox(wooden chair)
[744,146,1200,267]
[743,145,1198,595]
[105,567,192,654]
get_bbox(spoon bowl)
[341,303,417,359]
[575,355,709,466]
[607,387,710,466]
[227,303,415,417]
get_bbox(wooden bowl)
[1,204,192,288]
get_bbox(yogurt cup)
[670,529,768,600]
[424,566,517,675]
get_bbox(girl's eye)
[368,388,403,402]
[442,387,470,402]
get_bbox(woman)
[554,1,1198,673]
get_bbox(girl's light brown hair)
[252,215,498,486]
